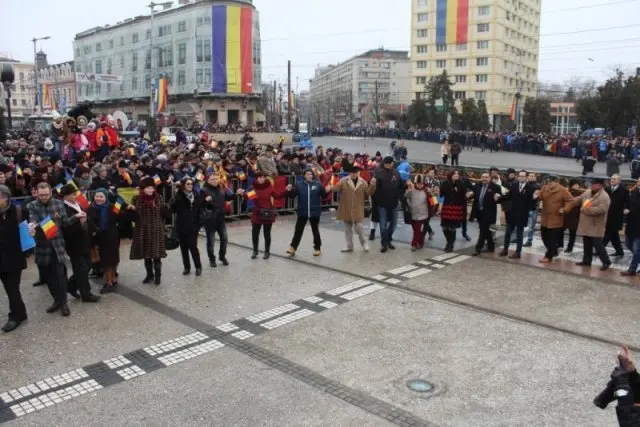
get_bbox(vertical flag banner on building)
[436,0,469,45]
[211,4,254,94]
[509,95,521,124]
[40,84,56,111]
[289,92,296,111]
[153,77,169,114]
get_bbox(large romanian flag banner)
[211,4,254,94]
[154,77,168,114]
[436,0,469,45]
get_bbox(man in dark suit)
[498,170,536,259]
[603,174,627,258]
[471,171,502,256]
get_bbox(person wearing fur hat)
[171,177,202,275]
[405,174,437,251]
[87,188,122,293]
[237,171,288,259]
[335,162,370,253]
[129,177,167,285]
[60,185,100,302]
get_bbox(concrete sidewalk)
[0,215,629,426]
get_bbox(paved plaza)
[323,136,631,178]
[0,210,638,426]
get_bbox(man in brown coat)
[534,176,573,263]
[336,164,370,253]
[563,177,612,270]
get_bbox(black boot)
[153,260,162,286]
[369,229,376,241]
[209,256,217,268]
[142,260,154,284]
[251,249,258,259]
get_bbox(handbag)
[165,225,180,251]
[402,199,413,224]
[258,208,276,220]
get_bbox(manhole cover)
[406,379,433,393]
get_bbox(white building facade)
[309,50,411,126]
[73,0,262,126]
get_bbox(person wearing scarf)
[87,188,120,294]
[129,177,167,285]
[171,177,202,276]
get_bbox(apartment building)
[73,0,262,126]
[0,58,36,122]
[410,0,541,129]
[310,49,411,126]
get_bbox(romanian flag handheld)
[122,171,132,185]
[16,166,22,176]
[128,147,135,156]
[246,190,257,200]
[54,183,63,194]
[153,175,162,186]
[195,172,205,182]
[237,171,246,181]
[331,175,340,186]
[113,197,125,214]
[39,216,58,240]
[75,192,89,210]
[583,199,592,208]
[67,180,78,191]
[429,195,439,207]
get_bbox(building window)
[76,64,82,72]
[19,72,24,81]
[477,40,489,49]
[456,43,467,51]
[96,42,101,52]
[454,91,466,100]
[107,58,112,74]
[417,0,427,7]
[478,6,490,16]
[95,83,101,94]
[21,99,26,106]
[196,69,203,84]
[416,60,427,69]
[19,85,25,91]
[107,83,112,93]
[132,53,138,71]
[196,40,203,62]
[204,15,211,25]
[476,57,488,66]
[204,39,211,61]
[416,76,427,85]
[109,39,114,49]
[416,29,427,38]
[417,12,428,22]
[95,60,102,74]
[436,60,446,68]
[475,91,487,100]
[120,55,125,68]
[455,75,466,83]
[196,17,203,26]
[120,36,124,46]
[132,33,139,43]
[178,70,186,86]
[145,75,150,90]
[159,46,173,67]
[476,74,488,83]
[132,77,138,90]
[158,24,172,37]
[416,45,428,54]
[204,68,211,85]
[145,51,151,69]
[477,23,489,33]
[178,20,187,32]
[178,43,187,65]
[75,48,80,57]
[436,44,447,52]
[146,29,151,40]
[12,99,17,106]
[455,58,467,67]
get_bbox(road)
[317,136,632,178]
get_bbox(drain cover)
[407,379,433,393]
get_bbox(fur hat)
[59,184,78,197]
[139,176,156,189]
[412,174,424,185]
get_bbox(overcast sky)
[1,0,639,90]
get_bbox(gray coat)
[405,188,429,221]
[27,198,77,266]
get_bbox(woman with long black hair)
[439,170,472,252]
[171,177,202,276]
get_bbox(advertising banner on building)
[75,73,123,84]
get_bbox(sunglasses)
[185,182,194,186]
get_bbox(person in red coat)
[84,122,97,155]
[237,172,287,259]
[106,117,120,149]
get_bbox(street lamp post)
[31,36,50,112]
[1,63,16,129]
[147,1,172,141]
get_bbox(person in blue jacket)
[285,168,331,257]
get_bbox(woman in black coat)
[439,170,471,252]
[171,177,202,276]
[87,188,121,294]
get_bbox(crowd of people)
[1,111,640,337]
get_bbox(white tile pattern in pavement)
[0,251,470,423]
[245,303,300,323]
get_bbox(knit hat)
[139,176,156,189]
[59,184,78,197]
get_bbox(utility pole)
[516,49,524,133]
[287,60,291,129]
[147,2,172,139]
[31,36,50,112]
[272,80,276,129]
[374,80,379,125]
[278,83,283,129]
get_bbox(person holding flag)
[335,162,370,253]
[88,189,122,293]
[27,182,85,317]
[199,173,236,267]
[0,184,28,333]
[60,185,100,302]
[237,172,288,260]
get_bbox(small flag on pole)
[331,175,340,186]
[16,166,23,176]
[128,147,135,156]
[153,175,162,186]
[583,199,592,208]
[122,171,132,185]
[195,172,205,182]
[246,190,257,200]
[39,216,58,240]
[54,183,63,194]
[113,197,125,214]
[67,180,78,191]
[237,171,246,181]
[75,192,89,209]
[429,195,438,206]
